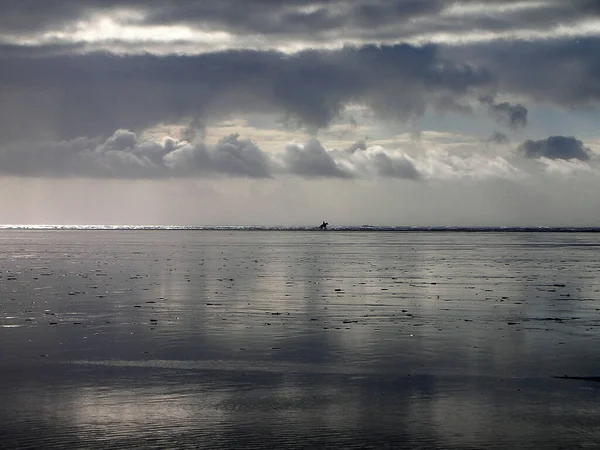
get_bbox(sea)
[1,227,599,449]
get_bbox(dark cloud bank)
[0,44,492,144]
[447,37,600,108]
[519,136,591,161]
[1,34,599,146]
[1,0,599,148]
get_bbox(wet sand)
[1,230,600,449]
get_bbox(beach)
[1,229,600,449]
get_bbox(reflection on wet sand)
[1,230,600,448]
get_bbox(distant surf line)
[0,225,599,232]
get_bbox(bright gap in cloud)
[51,17,231,44]
[408,19,600,46]
[445,1,548,17]
[3,20,599,56]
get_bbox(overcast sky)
[1,0,599,226]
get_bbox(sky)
[0,0,599,226]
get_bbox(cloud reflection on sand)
[1,230,600,448]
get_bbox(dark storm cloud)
[0,2,596,149]
[140,0,446,35]
[479,96,527,129]
[0,44,491,144]
[518,136,591,161]
[448,37,600,107]
[0,1,91,35]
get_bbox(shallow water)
[1,230,600,449]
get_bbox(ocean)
[1,229,599,449]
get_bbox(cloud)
[277,138,424,180]
[0,1,598,227]
[345,140,367,154]
[347,146,421,180]
[164,133,272,178]
[279,136,522,182]
[538,157,594,176]
[0,45,491,144]
[5,128,597,184]
[414,149,525,181]
[1,23,599,149]
[487,131,509,145]
[1,130,521,182]
[0,1,442,37]
[479,95,527,129]
[448,37,600,108]
[0,130,273,179]
[0,1,598,54]
[518,136,591,161]
[139,0,448,41]
[0,131,415,180]
[281,138,352,178]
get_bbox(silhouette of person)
[319,221,328,230]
